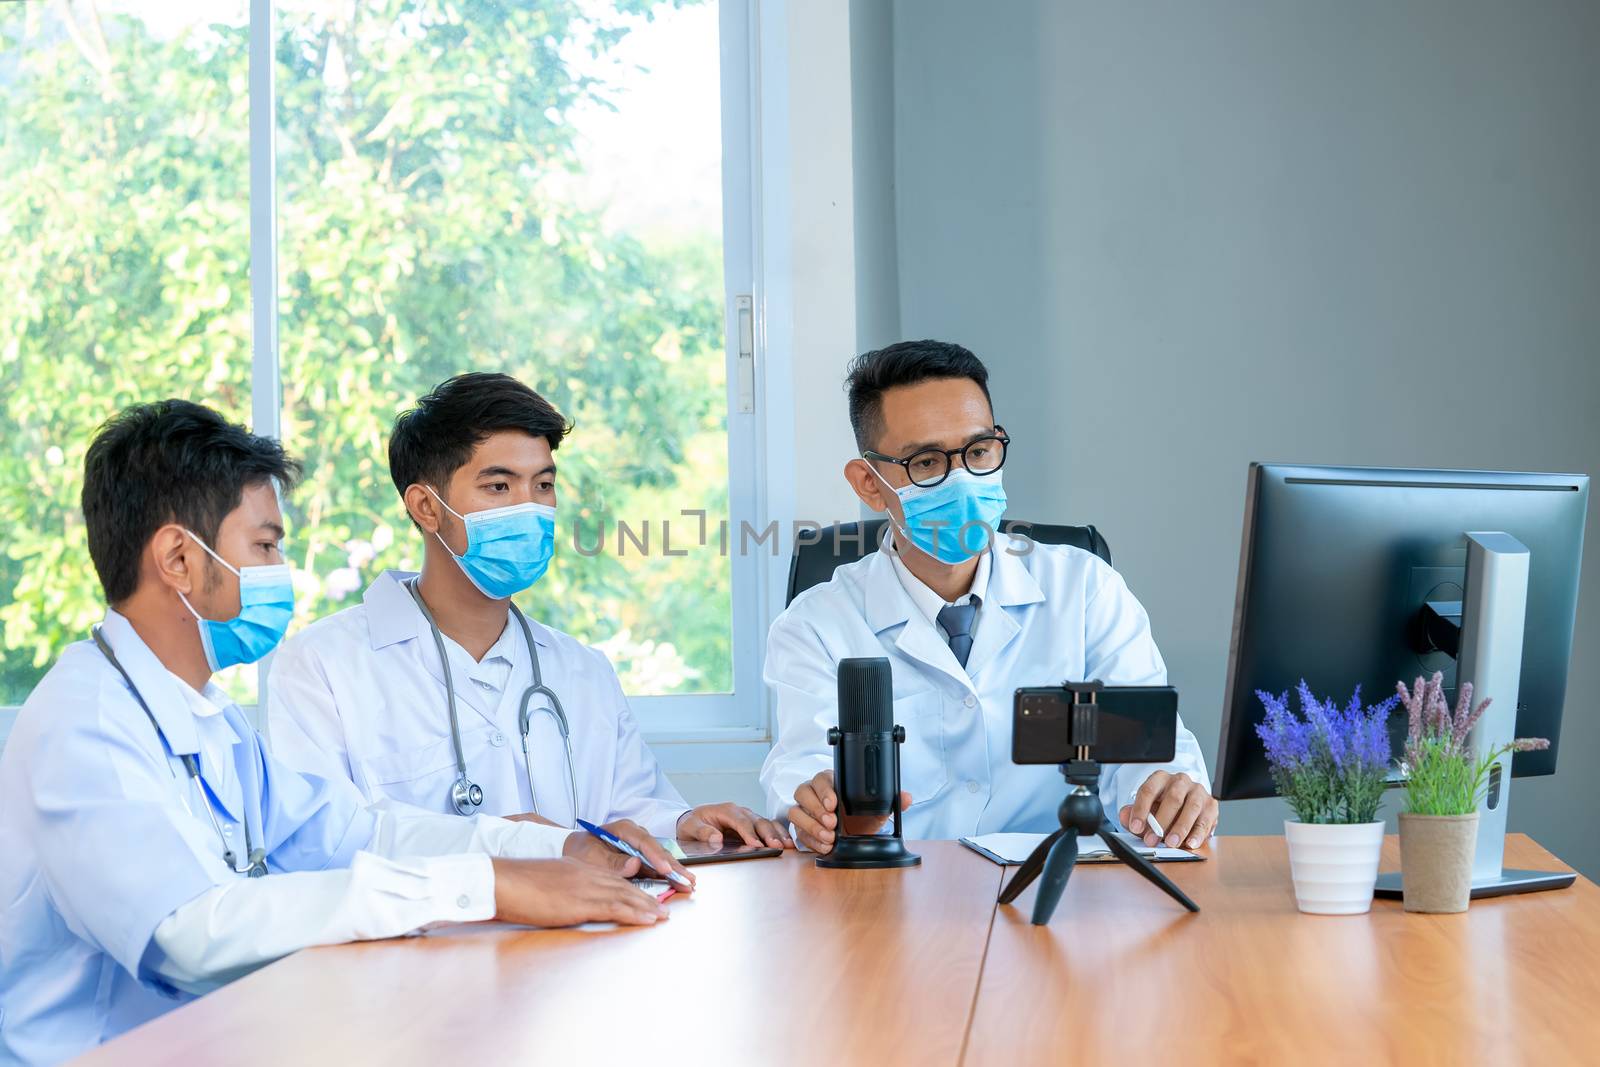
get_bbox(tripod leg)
[1029,833,1080,926]
[1098,829,1200,913]
[998,830,1064,905]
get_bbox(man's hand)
[677,803,793,850]
[786,770,911,855]
[1118,771,1219,851]
[491,858,668,928]
[562,818,696,891]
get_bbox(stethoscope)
[91,628,268,878]
[404,579,579,822]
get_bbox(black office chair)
[785,518,1112,605]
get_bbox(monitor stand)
[1375,531,1575,900]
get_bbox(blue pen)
[576,819,693,889]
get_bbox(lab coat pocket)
[356,734,466,787]
[893,691,950,805]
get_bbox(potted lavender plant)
[1395,673,1549,913]
[1256,682,1398,915]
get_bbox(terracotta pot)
[1398,812,1479,913]
[1283,820,1385,915]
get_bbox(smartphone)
[1012,685,1179,764]
[675,840,783,865]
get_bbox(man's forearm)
[366,798,573,860]
[148,851,494,995]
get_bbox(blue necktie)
[937,597,981,668]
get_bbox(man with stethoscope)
[265,373,790,860]
[0,401,673,1067]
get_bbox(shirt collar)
[884,529,991,626]
[174,675,231,718]
[442,612,523,681]
[863,530,1041,635]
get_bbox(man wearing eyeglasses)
[759,340,1217,854]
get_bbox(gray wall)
[871,0,1600,876]
[850,0,902,354]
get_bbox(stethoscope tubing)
[91,627,268,877]
[405,578,579,822]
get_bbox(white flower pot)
[1283,820,1385,915]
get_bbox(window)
[0,0,764,743]
[0,1,258,704]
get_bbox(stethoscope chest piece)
[451,775,485,816]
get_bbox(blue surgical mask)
[178,530,295,672]
[427,486,556,600]
[869,466,1008,565]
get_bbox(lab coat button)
[963,695,977,708]
[966,780,981,794]
[456,894,471,909]
[491,732,506,747]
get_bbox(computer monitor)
[1214,464,1588,897]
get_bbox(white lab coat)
[0,610,570,1067]
[265,571,688,836]
[759,537,1210,840]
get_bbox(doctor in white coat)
[0,401,667,1067]
[267,373,789,856]
[760,340,1218,854]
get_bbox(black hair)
[388,372,571,502]
[844,339,994,451]
[82,399,302,605]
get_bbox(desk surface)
[79,835,1600,1066]
[79,841,1003,1067]
[968,834,1600,1066]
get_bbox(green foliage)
[1397,673,1549,816]
[1402,734,1486,817]
[0,0,731,702]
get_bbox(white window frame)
[1,0,774,755]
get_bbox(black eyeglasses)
[863,427,1010,488]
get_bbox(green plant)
[0,0,731,702]
[1255,681,1398,824]
[1397,673,1549,817]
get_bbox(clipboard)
[959,832,1203,866]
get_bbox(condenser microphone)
[818,657,921,870]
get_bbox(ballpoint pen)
[576,819,693,889]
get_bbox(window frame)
[2,0,772,751]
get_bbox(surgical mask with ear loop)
[426,486,556,600]
[177,530,295,672]
[866,464,1008,565]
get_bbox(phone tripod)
[998,760,1200,925]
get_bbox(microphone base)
[816,833,922,870]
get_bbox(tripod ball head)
[1061,788,1105,834]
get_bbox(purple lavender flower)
[1398,675,1425,743]
[1451,682,1491,750]
[1256,681,1396,823]
[1424,673,1447,735]
[1255,688,1312,768]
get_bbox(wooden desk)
[967,834,1600,1066]
[76,841,1003,1067]
[77,835,1600,1066]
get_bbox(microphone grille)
[837,657,893,734]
